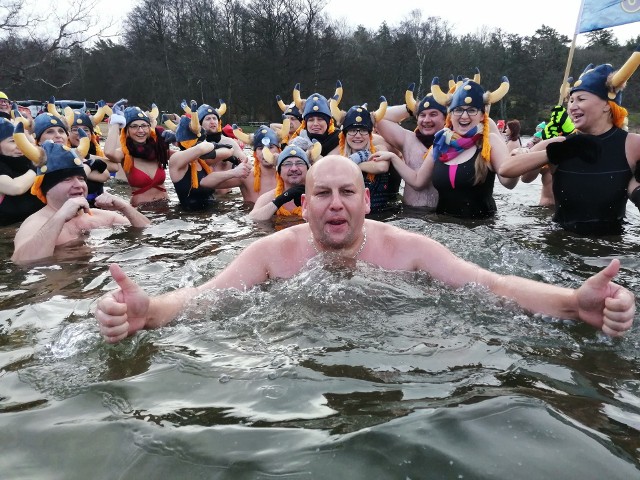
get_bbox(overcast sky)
[323,0,639,45]
[83,0,639,46]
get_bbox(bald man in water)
[96,155,635,343]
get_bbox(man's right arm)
[97,238,275,343]
[375,119,410,151]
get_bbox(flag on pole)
[576,0,640,34]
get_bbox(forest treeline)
[1,0,639,133]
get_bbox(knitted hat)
[283,103,302,121]
[124,106,150,128]
[67,110,94,131]
[196,100,227,123]
[13,123,89,203]
[571,64,621,103]
[39,143,87,198]
[276,145,310,173]
[175,114,202,149]
[342,105,373,132]
[0,91,8,101]
[448,80,487,111]
[252,125,279,150]
[570,46,640,105]
[404,83,447,117]
[34,113,68,141]
[302,93,331,121]
[431,76,509,112]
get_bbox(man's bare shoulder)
[363,219,446,271]
[402,135,428,158]
[255,188,276,204]
[15,208,48,237]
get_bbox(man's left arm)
[406,233,635,336]
[94,193,151,227]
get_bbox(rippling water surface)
[1,176,639,479]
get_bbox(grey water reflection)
[0,178,639,479]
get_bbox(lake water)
[1,170,640,479]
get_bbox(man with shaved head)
[96,156,635,343]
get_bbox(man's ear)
[301,193,308,221]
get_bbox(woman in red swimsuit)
[104,101,170,207]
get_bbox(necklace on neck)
[309,227,367,259]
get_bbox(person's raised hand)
[273,184,305,208]
[95,263,151,343]
[109,99,128,128]
[575,259,635,336]
[58,196,91,221]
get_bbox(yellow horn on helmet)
[76,133,91,159]
[190,113,200,136]
[330,96,344,125]
[405,83,417,116]
[308,141,322,163]
[279,117,290,144]
[93,104,107,125]
[164,119,177,132]
[47,102,61,118]
[64,107,75,128]
[104,105,113,117]
[448,76,456,93]
[262,145,275,165]
[149,103,159,122]
[487,77,510,105]
[560,77,573,103]
[373,96,388,123]
[610,45,640,90]
[293,83,303,111]
[232,124,252,145]
[333,80,343,105]
[473,68,481,84]
[13,124,43,165]
[11,105,31,129]
[216,99,227,117]
[276,95,287,112]
[430,77,450,106]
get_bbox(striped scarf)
[432,126,481,163]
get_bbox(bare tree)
[0,0,114,90]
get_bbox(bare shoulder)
[402,135,428,161]
[14,210,47,239]
[253,188,276,209]
[363,220,447,270]
[242,223,311,277]
[626,132,640,162]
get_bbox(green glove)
[541,106,575,140]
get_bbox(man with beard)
[96,155,635,343]
[248,145,309,220]
[375,89,446,208]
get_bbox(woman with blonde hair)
[373,75,518,218]
[500,47,640,235]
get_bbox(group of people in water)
[1,47,639,339]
